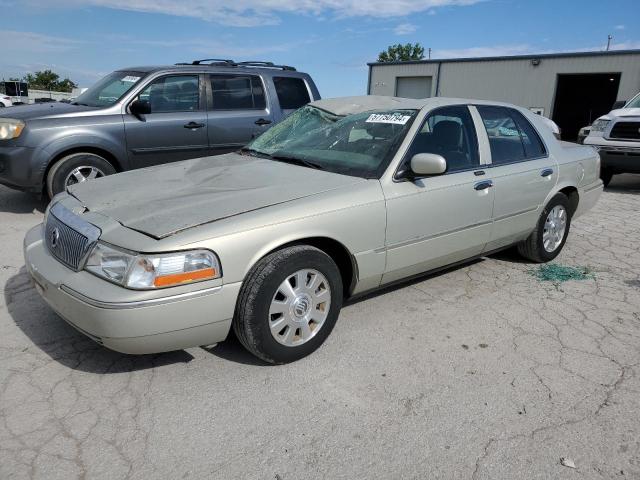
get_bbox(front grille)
[45,204,100,271]
[609,121,640,140]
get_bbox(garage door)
[395,76,432,99]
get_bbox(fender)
[242,229,360,290]
[34,130,129,184]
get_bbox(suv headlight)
[590,119,610,132]
[85,242,221,289]
[0,118,25,140]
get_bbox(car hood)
[599,108,640,121]
[67,153,366,239]
[3,102,97,120]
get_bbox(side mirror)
[410,153,447,176]
[130,99,151,118]
[612,100,626,110]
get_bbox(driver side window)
[405,105,479,173]
[137,75,200,113]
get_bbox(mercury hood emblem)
[50,228,60,249]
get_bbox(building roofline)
[367,48,640,67]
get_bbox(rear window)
[477,106,546,165]
[210,74,266,110]
[273,77,311,110]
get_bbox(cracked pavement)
[1,175,640,479]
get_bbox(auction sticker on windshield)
[122,76,141,83]
[366,113,411,125]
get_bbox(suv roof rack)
[237,61,297,71]
[175,59,296,71]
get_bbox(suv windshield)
[73,71,146,108]
[625,93,640,108]
[246,105,417,178]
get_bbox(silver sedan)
[24,96,603,363]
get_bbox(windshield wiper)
[239,147,272,159]
[72,102,90,106]
[240,148,324,170]
[270,152,324,170]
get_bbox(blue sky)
[1,0,638,97]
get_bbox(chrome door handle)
[541,168,554,177]
[474,180,493,190]
[184,122,205,129]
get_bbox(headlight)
[85,242,221,289]
[590,119,610,132]
[0,118,25,140]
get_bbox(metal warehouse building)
[367,49,640,140]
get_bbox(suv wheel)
[46,152,116,198]
[601,168,614,187]
[517,193,571,263]
[233,245,343,364]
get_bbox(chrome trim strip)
[384,220,492,252]
[59,284,223,309]
[493,206,538,222]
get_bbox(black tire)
[233,245,343,364]
[517,193,572,263]
[601,168,614,187]
[46,152,116,198]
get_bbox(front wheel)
[517,193,572,263]
[233,245,343,364]
[46,152,116,198]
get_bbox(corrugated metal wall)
[369,52,640,116]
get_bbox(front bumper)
[23,224,240,354]
[584,139,640,174]
[0,145,42,191]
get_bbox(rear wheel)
[517,193,571,263]
[233,245,343,364]
[601,168,614,187]
[46,152,116,198]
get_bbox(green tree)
[24,70,59,90]
[22,70,77,92]
[56,78,78,93]
[377,43,425,62]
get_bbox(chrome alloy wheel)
[542,205,567,252]
[269,269,331,347]
[64,166,105,187]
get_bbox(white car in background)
[0,95,12,108]
[584,92,640,186]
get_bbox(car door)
[381,105,495,284]
[475,106,558,251]
[206,74,274,155]
[123,74,209,168]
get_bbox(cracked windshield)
[245,106,417,178]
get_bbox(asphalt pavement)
[1,176,640,479]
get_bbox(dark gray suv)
[0,59,320,197]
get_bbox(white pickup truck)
[584,92,640,186]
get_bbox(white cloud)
[614,24,625,30]
[394,23,418,35]
[20,0,486,26]
[432,41,640,60]
[0,30,84,53]
[433,44,534,58]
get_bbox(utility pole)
[428,48,432,59]
[606,35,612,51]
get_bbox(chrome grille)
[45,203,101,271]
